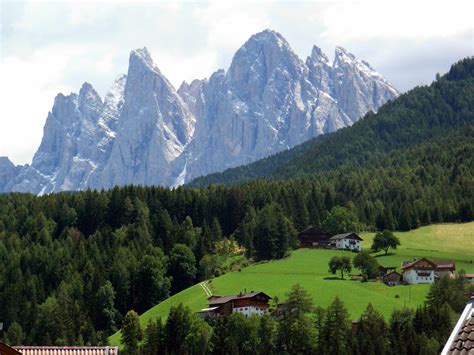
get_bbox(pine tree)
[169,244,197,293]
[322,297,351,355]
[142,318,164,355]
[354,303,388,355]
[165,304,192,354]
[277,284,315,354]
[258,313,276,355]
[389,308,417,355]
[121,310,143,355]
[184,316,213,354]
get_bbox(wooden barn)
[298,227,332,248]
[383,271,403,286]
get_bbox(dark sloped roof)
[384,271,402,277]
[208,292,271,305]
[402,258,438,270]
[402,258,455,271]
[299,226,329,234]
[329,232,363,241]
[448,313,474,354]
[0,342,21,355]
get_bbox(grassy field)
[109,222,474,346]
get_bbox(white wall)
[403,269,435,284]
[232,305,266,317]
[335,238,361,251]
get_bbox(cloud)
[0,45,79,164]
[1,0,472,165]
[319,0,473,41]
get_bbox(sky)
[1,0,473,165]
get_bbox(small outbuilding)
[463,274,474,283]
[383,271,403,286]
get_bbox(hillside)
[189,57,474,186]
[109,222,474,346]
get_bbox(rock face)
[0,157,20,193]
[1,29,398,193]
[5,75,126,194]
[179,30,398,181]
[97,48,195,189]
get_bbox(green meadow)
[109,222,474,346]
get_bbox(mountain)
[179,30,398,182]
[0,157,20,193]
[97,48,195,189]
[1,29,398,193]
[5,75,126,194]
[189,57,474,187]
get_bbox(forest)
[0,58,472,346]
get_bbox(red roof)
[432,260,456,269]
[402,258,438,270]
[14,347,119,355]
[448,313,474,354]
[402,258,455,271]
[0,342,21,355]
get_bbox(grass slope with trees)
[0,58,473,347]
[109,222,474,346]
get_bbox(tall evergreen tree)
[277,284,315,354]
[121,310,143,355]
[165,304,193,354]
[321,297,351,355]
[354,303,388,355]
[169,244,197,293]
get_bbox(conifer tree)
[322,297,351,355]
[121,310,143,355]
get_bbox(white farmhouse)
[197,292,271,319]
[330,233,363,251]
[402,258,456,285]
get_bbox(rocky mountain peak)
[331,46,398,122]
[334,46,356,61]
[309,45,331,66]
[130,47,154,66]
[78,82,103,123]
[227,29,304,104]
[128,47,169,84]
[1,29,399,193]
